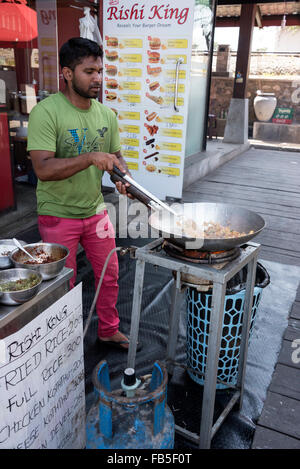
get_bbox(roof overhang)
[216,1,300,27]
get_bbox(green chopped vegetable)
[0,274,40,292]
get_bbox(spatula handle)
[110,172,152,207]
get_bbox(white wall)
[214,25,300,53]
[275,26,300,52]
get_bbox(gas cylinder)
[86,360,174,449]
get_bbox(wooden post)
[233,3,257,99]
[223,3,257,143]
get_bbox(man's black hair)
[59,37,103,72]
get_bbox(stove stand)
[127,238,260,449]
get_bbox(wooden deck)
[183,146,300,449]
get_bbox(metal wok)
[109,168,265,251]
[149,203,265,251]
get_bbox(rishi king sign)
[102,0,195,200]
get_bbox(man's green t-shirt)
[27,92,121,218]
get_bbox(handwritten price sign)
[0,284,85,449]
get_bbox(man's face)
[67,56,103,99]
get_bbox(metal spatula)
[110,166,179,217]
[13,238,42,263]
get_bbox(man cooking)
[27,37,134,351]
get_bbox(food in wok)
[203,221,254,239]
[176,218,254,239]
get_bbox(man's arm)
[30,148,134,199]
[29,150,125,181]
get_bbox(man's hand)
[89,152,124,172]
[112,151,135,199]
[115,179,134,198]
[89,151,134,197]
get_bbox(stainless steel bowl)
[0,268,42,305]
[0,239,26,269]
[10,243,69,280]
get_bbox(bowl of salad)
[0,268,42,305]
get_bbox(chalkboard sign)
[0,284,85,449]
[272,107,294,124]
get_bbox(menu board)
[0,284,85,449]
[102,0,195,200]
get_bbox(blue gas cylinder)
[86,360,174,449]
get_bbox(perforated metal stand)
[127,238,260,449]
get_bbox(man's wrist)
[86,152,97,167]
[118,155,129,174]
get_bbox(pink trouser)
[38,211,119,338]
